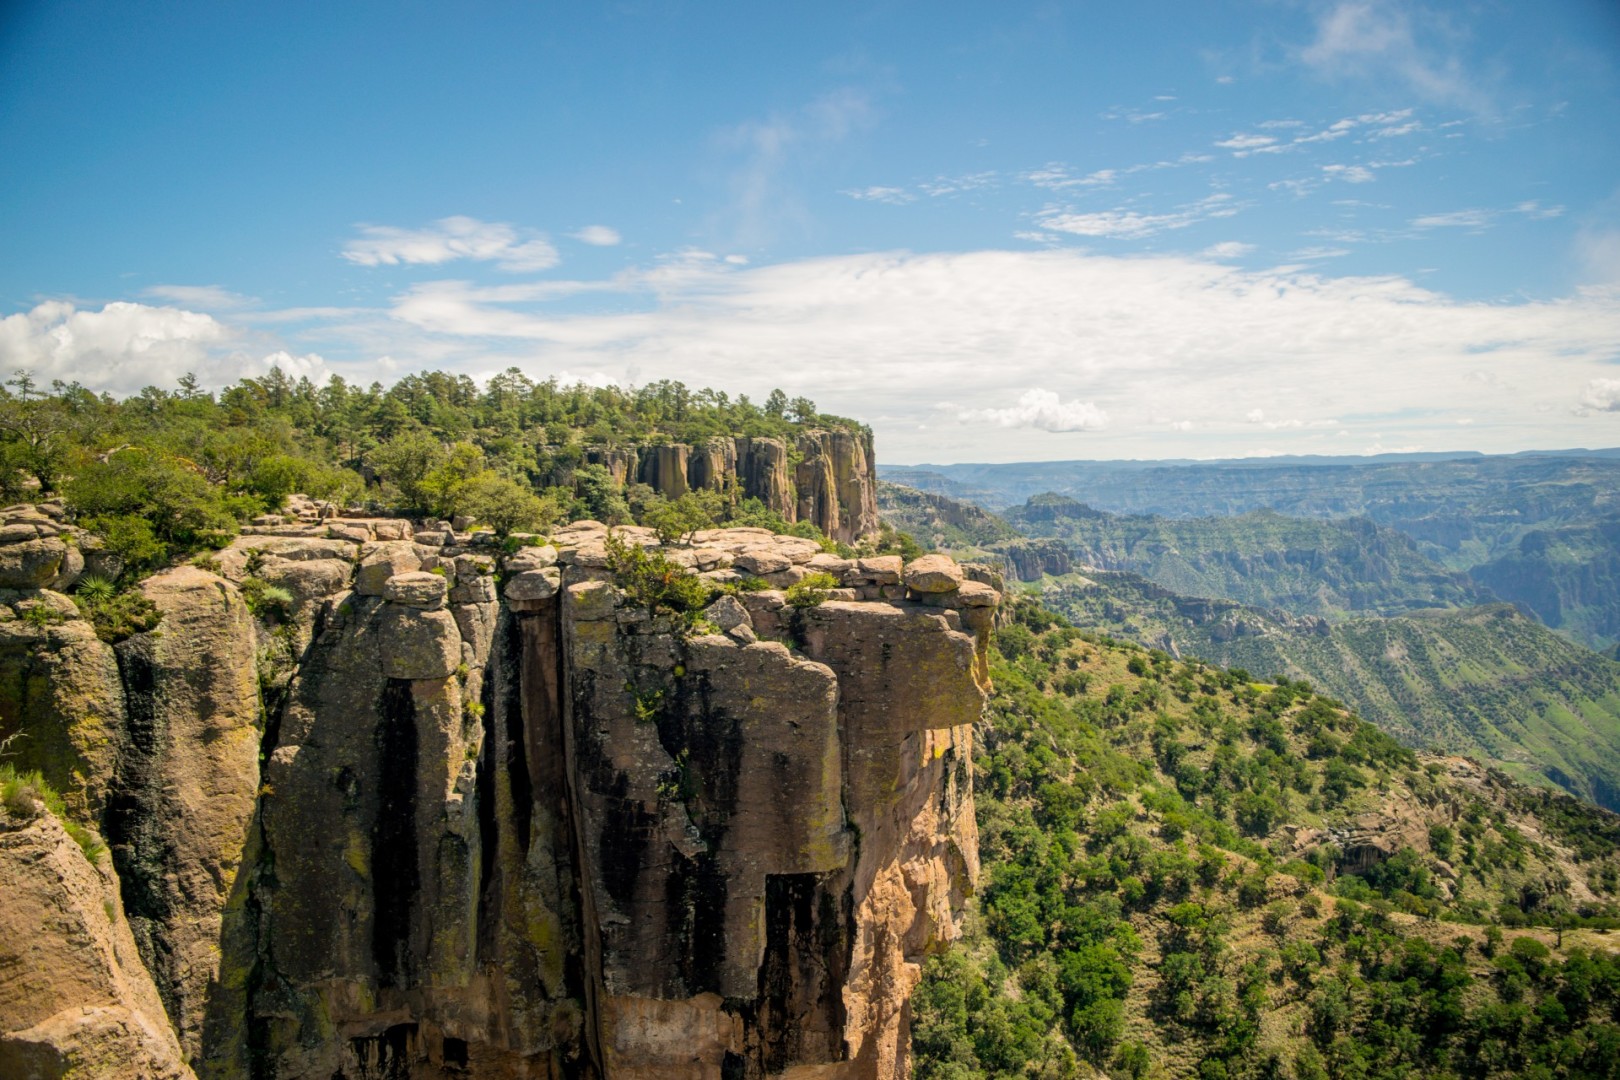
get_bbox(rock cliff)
[0,504,990,1080]
[586,431,878,544]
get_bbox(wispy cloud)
[571,225,622,247]
[843,185,915,204]
[1412,209,1494,230]
[1038,194,1242,239]
[715,88,875,246]
[343,216,560,272]
[143,284,257,310]
[1298,2,1490,113]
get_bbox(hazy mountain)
[1001,493,1490,620]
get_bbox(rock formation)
[585,431,879,545]
[0,501,990,1079]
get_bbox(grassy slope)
[912,601,1620,1080]
[1043,575,1620,813]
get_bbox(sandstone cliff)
[0,503,989,1080]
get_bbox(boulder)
[382,571,449,610]
[0,537,70,589]
[354,541,422,596]
[701,595,751,633]
[505,568,561,606]
[903,554,964,594]
[735,549,792,575]
[954,580,1001,607]
[505,545,558,572]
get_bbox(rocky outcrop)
[110,568,262,1061]
[994,538,1073,582]
[230,522,990,1078]
[0,799,195,1080]
[5,495,985,1079]
[582,431,878,543]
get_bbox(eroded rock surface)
[4,500,989,1080]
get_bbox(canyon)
[0,485,993,1078]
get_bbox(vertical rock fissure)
[372,679,420,988]
[107,636,179,1023]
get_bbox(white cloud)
[1203,242,1256,259]
[1039,194,1241,239]
[20,245,1620,461]
[1216,133,1278,153]
[342,216,560,272]
[1412,209,1493,230]
[0,301,335,396]
[952,389,1109,433]
[571,225,622,246]
[1322,164,1376,183]
[1299,2,1488,112]
[0,300,230,393]
[843,186,915,205]
[1580,378,1620,412]
[143,284,256,310]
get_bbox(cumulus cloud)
[0,300,230,393]
[0,300,335,395]
[952,389,1109,432]
[571,225,622,246]
[1203,242,1257,259]
[343,216,560,272]
[1580,378,1620,412]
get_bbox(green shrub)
[240,577,296,619]
[605,533,712,621]
[74,584,163,643]
[0,763,104,863]
[785,571,840,608]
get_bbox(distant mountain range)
[881,450,1620,651]
[876,457,1620,809]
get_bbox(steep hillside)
[1002,494,1489,619]
[877,480,1022,555]
[915,600,1620,1079]
[1043,574,1620,811]
[1470,515,1620,650]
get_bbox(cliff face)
[0,505,989,1080]
[586,431,878,544]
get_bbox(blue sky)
[2,1,1618,463]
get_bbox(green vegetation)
[1471,515,1620,651]
[785,571,841,608]
[1044,573,1620,812]
[877,480,1020,558]
[0,368,865,580]
[604,534,713,624]
[0,761,105,863]
[913,597,1620,1079]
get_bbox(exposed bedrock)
[588,431,878,544]
[1,502,987,1080]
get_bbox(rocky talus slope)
[0,502,992,1079]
